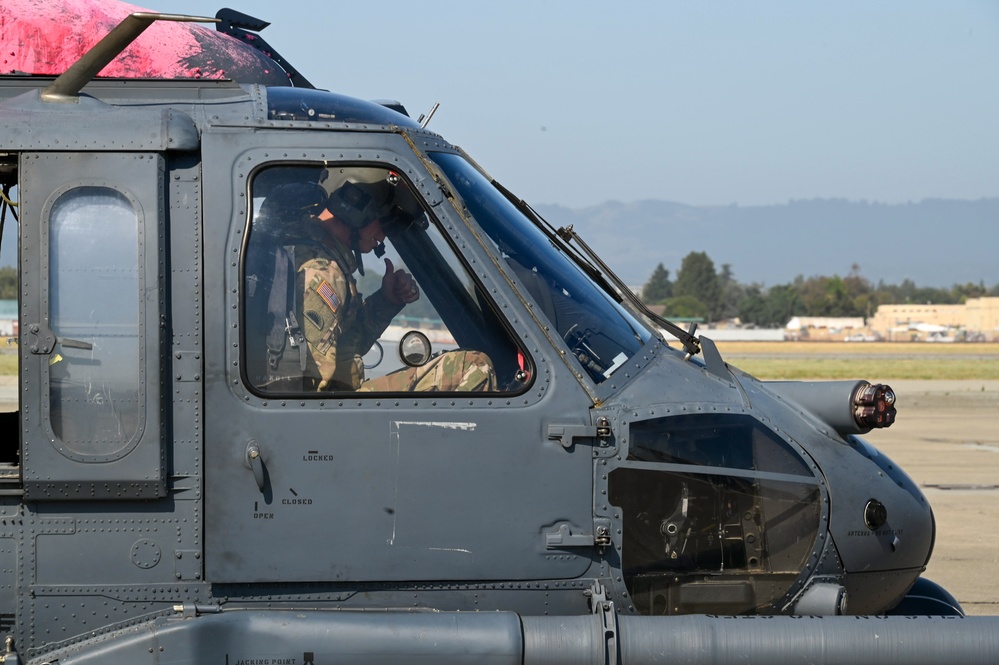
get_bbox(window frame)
[238,159,535,398]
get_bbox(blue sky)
[162,1,997,209]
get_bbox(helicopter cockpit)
[242,163,530,395]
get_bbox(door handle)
[245,440,266,491]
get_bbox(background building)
[868,298,999,342]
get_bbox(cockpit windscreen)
[429,152,651,384]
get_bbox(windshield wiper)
[449,147,618,297]
[489,180,623,299]
[491,182,700,357]
[450,149,700,357]
[555,224,701,358]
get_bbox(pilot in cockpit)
[249,166,496,393]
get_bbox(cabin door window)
[48,187,142,455]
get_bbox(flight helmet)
[324,168,399,275]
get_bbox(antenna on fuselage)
[39,12,219,103]
[418,102,440,128]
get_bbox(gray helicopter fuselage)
[0,74,995,665]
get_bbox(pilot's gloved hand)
[382,258,420,306]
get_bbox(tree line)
[1,259,995,329]
[0,267,13,300]
[642,252,999,328]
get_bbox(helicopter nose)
[826,435,935,613]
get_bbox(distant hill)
[533,198,999,289]
[2,197,994,290]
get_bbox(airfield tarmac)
[0,376,994,615]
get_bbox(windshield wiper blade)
[556,224,701,358]
[489,179,700,357]
[449,149,699,356]
[489,180,622,302]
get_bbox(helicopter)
[0,2,996,663]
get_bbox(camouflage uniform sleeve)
[299,257,352,390]
[337,287,404,357]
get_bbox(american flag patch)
[317,280,340,313]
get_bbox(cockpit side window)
[241,163,531,395]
